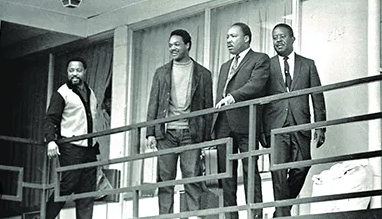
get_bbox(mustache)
[70,76,81,80]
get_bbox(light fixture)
[61,0,82,8]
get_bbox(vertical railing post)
[41,53,54,219]
[39,144,48,219]
[248,104,257,218]
[368,0,382,209]
[53,157,60,202]
[132,128,141,218]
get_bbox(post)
[368,0,381,208]
[132,128,141,218]
[248,104,257,218]
[110,25,132,219]
[40,53,55,219]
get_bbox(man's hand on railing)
[47,141,60,158]
[215,94,235,109]
[314,129,326,148]
[147,136,157,149]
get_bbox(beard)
[69,76,83,86]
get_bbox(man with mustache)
[212,22,270,219]
[146,29,213,216]
[43,57,99,219]
[262,23,326,217]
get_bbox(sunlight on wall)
[300,0,380,214]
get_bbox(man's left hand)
[314,129,325,148]
[215,94,235,109]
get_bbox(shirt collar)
[235,47,251,62]
[278,51,295,63]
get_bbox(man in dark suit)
[212,22,270,219]
[262,23,326,217]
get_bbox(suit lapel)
[222,49,253,92]
[164,61,172,87]
[272,56,287,91]
[229,49,252,79]
[217,62,230,101]
[191,60,200,98]
[291,54,302,91]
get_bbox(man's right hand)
[47,141,60,158]
[147,136,157,149]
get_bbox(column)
[368,0,381,209]
[107,25,132,219]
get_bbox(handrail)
[0,74,381,219]
[0,135,43,145]
[54,138,234,202]
[56,138,231,172]
[38,74,382,145]
[270,111,382,170]
[0,74,380,145]
[249,189,382,210]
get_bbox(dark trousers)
[270,113,311,217]
[215,113,263,219]
[156,129,203,214]
[46,143,97,219]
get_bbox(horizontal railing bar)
[0,75,380,146]
[134,190,381,219]
[271,150,382,171]
[138,205,248,219]
[57,138,232,172]
[249,189,382,209]
[229,148,271,160]
[280,208,382,219]
[22,182,55,190]
[55,172,230,202]
[0,195,22,202]
[56,176,381,211]
[272,112,382,135]
[255,74,382,105]
[0,165,23,172]
[54,74,382,144]
[0,135,43,145]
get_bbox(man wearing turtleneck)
[167,59,193,129]
[146,29,213,216]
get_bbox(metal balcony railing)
[0,74,381,219]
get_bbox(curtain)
[131,13,205,185]
[132,14,205,124]
[0,53,49,214]
[54,40,113,161]
[0,39,113,215]
[210,0,292,101]
[132,13,205,146]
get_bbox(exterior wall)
[300,0,381,214]
[1,0,380,218]
[60,0,381,218]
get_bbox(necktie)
[284,56,292,91]
[223,55,240,96]
[228,55,240,78]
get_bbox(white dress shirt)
[230,47,251,70]
[278,51,295,81]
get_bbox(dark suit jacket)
[263,54,326,138]
[146,59,213,143]
[212,49,270,134]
